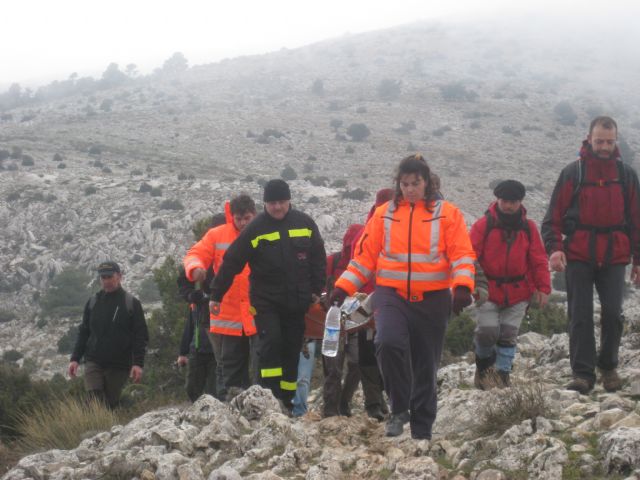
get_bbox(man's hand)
[328,287,348,307]
[474,286,489,307]
[452,286,473,315]
[176,356,188,367]
[209,301,221,316]
[631,265,640,286]
[130,365,143,383]
[549,251,567,272]
[533,290,549,308]
[191,268,206,283]
[68,361,79,378]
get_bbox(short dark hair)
[393,153,436,209]
[230,194,256,215]
[589,116,618,135]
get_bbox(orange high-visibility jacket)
[184,203,256,336]
[335,199,475,301]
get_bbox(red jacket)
[471,203,550,306]
[542,141,640,266]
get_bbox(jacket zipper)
[407,203,414,300]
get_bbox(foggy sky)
[1,0,639,90]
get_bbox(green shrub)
[433,126,452,137]
[52,153,63,162]
[150,187,163,197]
[305,176,329,187]
[281,165,297,181]
[2,350,23,362]
[331,179,347,188]
[445,311,475,356]
[159,198,183,210]
[84,185,97,195]
[553,101,577,126]
[57,325,79,354]
[57,162,66,169]
[40,268,93,318]
[150,218,167,229]
[440,83,478,101]
[99,99,113,112]
[311,78,324,95]
[0,309,16,323]
[346,123,370,142]
[377,78,401,100]
[342,188,368,200]
[139,182,152,193]
[520,303,567,336]
[21,155,34,166]
[10,146,22,159]
[138,277,161,303]
[88,145,102,155]
[551,272,566,292]
[329,119,343,131]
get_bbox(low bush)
[159,199,183,210]
[21,155,34,166]
[377,78,401,100]
[84,186,97,195]
[440,83,478,101]
[551,272,566,292]
[88,145,102,155]
[40,267,93,318]
[331,179,347,188]
[138,277,161,303]
[341,188,368,200]
[139,182,152,193]
[553,101,577,126]
[346,123,370,142]
[520,303,567,336]
[57,162,66,169]
[281,165,297,181]
[433,126,452,137]
[150,218,167,229]
[475,380,549,436]
[52,153,63,162]
[0,309,16,323]
[2,350,23,363]
[57,325,79,354]
[150,187,163,197]
[445,311,475,356]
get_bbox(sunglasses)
[100,274,114,279]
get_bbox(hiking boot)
[496,370,511,388]
[385,411,410,437]
[366,405,385,422]
[599,368,623,392]
[566,377,593,395]
[474,352,497,390]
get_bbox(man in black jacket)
[69,261,149,408]
[210,180,326,411]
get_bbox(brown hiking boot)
[474,352,497,390]
[566,377,593,395]
[496,370,511,388]
[599,368,623,392]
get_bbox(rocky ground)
[3,321,640,479]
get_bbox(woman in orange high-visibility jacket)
[184,195,258,397]
[330,154,476,439]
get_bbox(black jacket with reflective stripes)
[211,208,327,312]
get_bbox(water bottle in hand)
[322,302,341,357]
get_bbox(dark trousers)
[566,261,625,384]
[254,307,305,408]
[206,332,225,399]
[322,332,360,416]
[373,286,450,438]
[220,333,258,391]
[84,361,130,409]
[358,328,387,412]
[186,352,217,402]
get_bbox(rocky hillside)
[3,323,640,479]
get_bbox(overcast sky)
[1,0,639,90]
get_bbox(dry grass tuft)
[475,379,549,436]
[15,395,120,452]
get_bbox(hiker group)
[68,116,640,440]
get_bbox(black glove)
[188,290,205,305]
[452,286,472,315]
[328,287,348,307]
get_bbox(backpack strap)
[89,291,134,316]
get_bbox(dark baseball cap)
[97,261,121,275]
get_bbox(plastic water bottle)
[322,302,341,357]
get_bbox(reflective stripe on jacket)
[335,199,475,301]
[183,202,256,336]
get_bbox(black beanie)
[263,179,291,202]
[493,179,525,201]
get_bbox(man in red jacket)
[542,116,640,394]
[471,180,551,388]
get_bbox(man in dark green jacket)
[69,261,149,408]
[210,180,326,411]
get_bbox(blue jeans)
[292,340,317,417]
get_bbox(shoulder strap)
[89,291,134,316]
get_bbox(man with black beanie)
[469,180,550,389]
[210,179,326,412]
